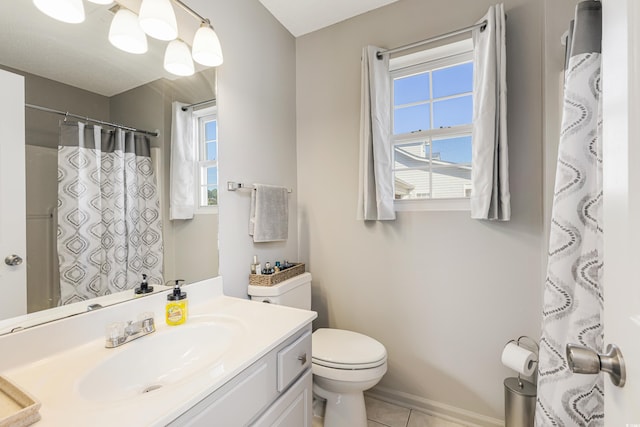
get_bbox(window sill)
[394,198,470,212]
[195,206,219,215]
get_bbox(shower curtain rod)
[181,98,216,111]
[25,103,159,137]
[376,20,487,59]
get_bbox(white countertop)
[0,277,316,426]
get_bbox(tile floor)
[312,395,467,427]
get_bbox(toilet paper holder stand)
[505,336,539,389]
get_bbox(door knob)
[4,254,23,266]
[566,343,626,387]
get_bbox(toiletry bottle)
[166,280,188,326]
[134,274,154,296]
[251,255,259,274]
[263,262,273,275]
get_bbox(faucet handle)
[106,322,126,347]
[138,312,155,332]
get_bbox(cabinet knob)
[297,354,307,365]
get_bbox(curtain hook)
[64,112,69,122]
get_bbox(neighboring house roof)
[394,147,471,177]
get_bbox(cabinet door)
[171,361,274,427]
[252,369,312,427]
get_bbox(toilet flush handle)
[298,354,307,364]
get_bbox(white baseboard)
[365,386,504,427]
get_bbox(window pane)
[206,141,217,161]
[431,165,472,199]
[205,120,217,141]
[206,186,218,206]
[394,104,430,134]
[433,96,472,128]
[432,62,473,98]
[394,169,430,200]
[394,73,430,105]
[432,136,472,165]
[206,166,217,186]
[394,141,429,169]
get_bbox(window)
[390,39,473,209]
[193,106,218,211]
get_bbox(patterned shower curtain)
[536,2,603,425]
[57,122,163,304]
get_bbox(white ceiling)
[0,0,203,97]
[0,1,397,97]
[258,0,399,37]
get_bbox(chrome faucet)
[105,313,155,348]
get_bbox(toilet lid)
[312,328,387,370]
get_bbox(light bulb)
[192,24,223,67]
[164,40,194,76]
[33,0,85,24]
[109,8,148,54]
[138,0,178,41]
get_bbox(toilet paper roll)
[501,342,536,376]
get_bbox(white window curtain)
[170,101,195,220]
[471,3,510,220]
[357,45,396,221]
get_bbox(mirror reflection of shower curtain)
[57,122,163,304]
[536,2,603,425]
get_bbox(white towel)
[249,184,288,242]
[169,101,195,220]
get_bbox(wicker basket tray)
[0,376,41,427]
[249,263,305,287]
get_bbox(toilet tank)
[248,272,312,310]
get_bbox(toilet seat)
[312,328,387,370]
[312,359,388,383]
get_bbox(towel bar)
[227,181,292,193]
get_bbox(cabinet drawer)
[277,330,311,392]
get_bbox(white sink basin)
[76,315,245,402]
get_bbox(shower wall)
[25,145,59,312]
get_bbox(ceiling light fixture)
[192,22,223,67]
[138,0,178,41]
[35,0,223,76]
[164,39,194,76]
[33,0,85,24]
[108,8,148,54]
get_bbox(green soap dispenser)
[166,280,188,326]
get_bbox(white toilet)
[248,272,387,427]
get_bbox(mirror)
[0,1,218,332]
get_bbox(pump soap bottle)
[134,274,154,296]
[166,280,188,326]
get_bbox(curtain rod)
[25,104,159,137]
[376,20,487,59]
[181,98,216,111]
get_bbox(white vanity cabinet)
[169,325,313,427]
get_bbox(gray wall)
[185,0,299,299]
[296,0,544,420]
[110,73,219,285]
[0,66,111,149]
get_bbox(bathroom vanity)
[0,277,316,426]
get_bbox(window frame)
[192,105,218,214]
[389,39,474,211]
